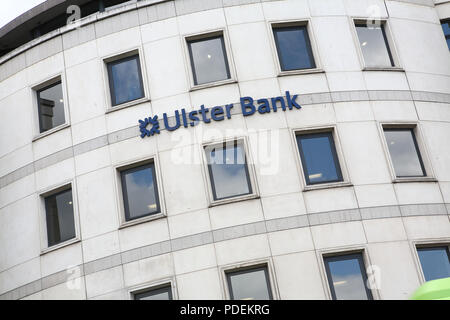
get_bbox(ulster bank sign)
[138,91,302,138]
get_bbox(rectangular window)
[205,141,252,201]
[296,131,343,185]
[383,128,426,178]
[441,20,450,50]
[187,34,231,86]
[355,22,394,68]
[226,266,273,300]
[37,81,65,133]
[120,162,160,222]
[417,246,450,282]
[133,285,172,300]
[44,188,76,247]
[107,54,145,106]
[324,253,373,300]
[273,24,316,71]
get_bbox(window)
[296,131,343,185]
[187,34,231,86]
[441,20,450,50]
[37,80,65,133]
[226,266,273,300]
[273,24,316,71]
[107,54,145,106]
[383,128,426,178]
[417,246,450,282]
[44,187,76,247]
[120,162,160,222]
[355,22,394,68]
[205,141,252,201]
[324,253,373,300]
[133,285,173,300]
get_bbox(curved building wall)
[0,0,449,300]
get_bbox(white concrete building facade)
[0,0,449,300]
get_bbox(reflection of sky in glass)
[274,26,315,70]
[110,57,144,105]
[45,189,75,246]
[418,247,450,281]
[38,82,65,132]
[384,130,425,177]
[135,286,172,300]
[228,268,271,300]
[356,25,393,67]
[325,255,370,300]
[189,37,230,85]
[442,21,450,35]
[207,144,251,200]
[297,134,341,184]
[122,165,158,220]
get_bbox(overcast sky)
[0,0,46,28]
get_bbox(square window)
[37,81,65,133]
[383,128,426,178]
[355,22,394,68]
[44,188,76,247]
[273,24,316,71]
[417,246,450,282]
[441,20,450,50]
[120,162,161,222]
[324,253,373,300]
[107,54,145,106]
[226,266,273,300]
[296,132,343,185]
[133,285,173,300]
[187,34,231,86]
[205,141,252,201]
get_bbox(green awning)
[411,277,450,300]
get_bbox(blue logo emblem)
[139,115,160,138]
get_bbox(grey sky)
[0,0,46,28]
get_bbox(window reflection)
[417,247,450,281]
[45,188,76,247]
[37,81,65,133]
[134,285,173,300]
[188,35,231,85]
[206,142,252,200]
[273,25,316,71]
[227,267,273,300]
[120,163,160,221]
[324,253,372,300]
[384,129,425,177]
[355,23,394,67]
[441,20,450,50]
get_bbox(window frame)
[201,137,259,207]
[221,260,278,300]
[31,74,71,141]
[38,181,81,254]
[291,126,351,191]
[440,19,450,51]
[351,18,403,71]
[378,122,436,183]
[102,48,150,112]
[183,29,237,91]
[129,279,177,300]
[411,240,450,284]
[268,20,323,76]
[114,155,166,229]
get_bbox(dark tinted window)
[205,141,252,200]
[355,23,394,67]
[273,25,316,71]
[417,247,450,281]
[441,20,450,50]
[296,132,343,185]
[107,55,145,106]
[384,129,426,177]
[120,163,160,221]
[227,266,273,300]
[37,81,65,133]
[134,285,172,300]
[324,253,373,300]
[45,188,76,247]
[188,35,231,85]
